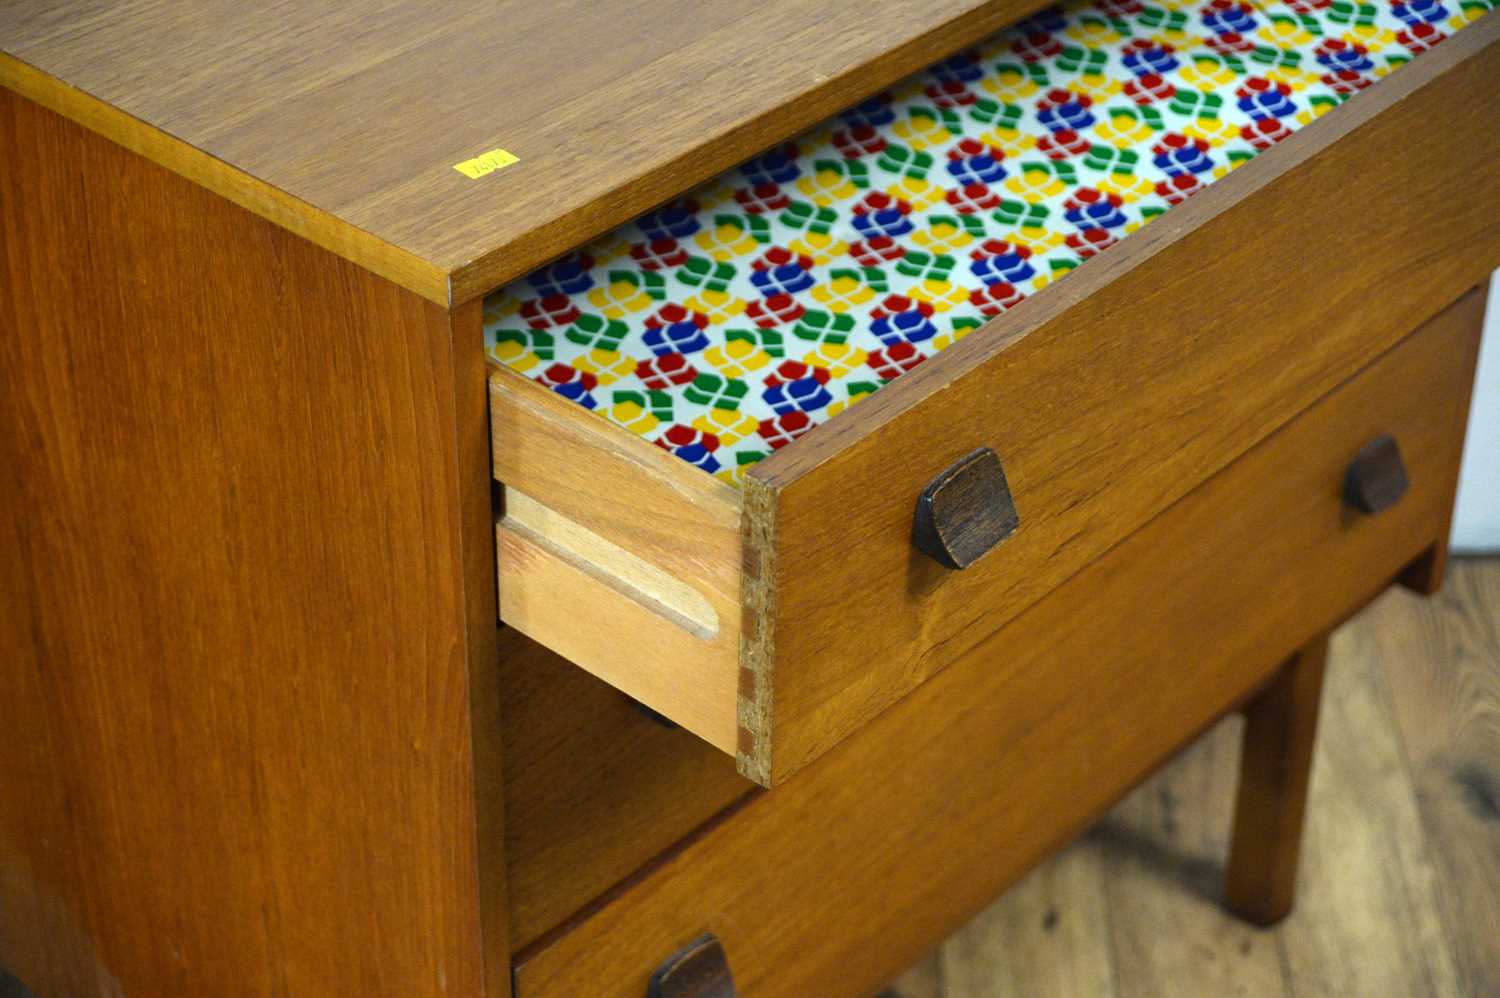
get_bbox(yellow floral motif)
[1180,55,1237,89]
[692,408,759,445]
[1003,165,1067,203]
[694,219,760,260]
[586,277,654,317]
[483,296,520,324]
[981,65,1040,101]
[1342,26,1397,49]
[683,290,746,324]
[811,273,877,312]
[1066,18,1121,46]
[932,324,979,351]
[1098,172,1154,201]
[1184,116,1241,147]
[825,386,875,419]
[913,219,975,254]
[608,399,660,435]
[1005,226,1067,253]
[1294,101,1339,127]
[573,349,634,384]
[892,109,952,150]
[906,279,971,312]
[488,339,540,373]
[795,165,860,206]
[1071,72,1123,102]
[703,338,771,378]
[886,177,945,210]
[803,343,869,378]
[979,125,1038,157]
[788,232,849,263]
[1258,17,1315,47]
[1093,109,1155,149]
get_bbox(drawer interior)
[487,0,1497,784]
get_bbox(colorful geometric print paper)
[485,0,1492,486]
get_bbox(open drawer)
[489,2,1500,786]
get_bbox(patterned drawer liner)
[485,0,1489,486]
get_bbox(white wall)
[1452,269,1500,553]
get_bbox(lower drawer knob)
[1343,434,1409,515]
[648,934,736,998]
[912,447,1020,569]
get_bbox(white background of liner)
[1453,269,1500,552]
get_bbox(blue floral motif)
[527,256,594,296]
[871,308,939,345]
[638,202,700,240]
[853,207,916,239]
[946,152,1008,185]
[643,321,710,356]
[764,377,834,414]
[1123,44,1179,76]
[841,94,897,129]
[751,262,816,297]
[1392,0,1448,25]
[970,251,1035,286]
[1037,96,1095,133]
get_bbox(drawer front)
[491,14,1500,787]
[513,287,1484,998]
[738,17,1500,783]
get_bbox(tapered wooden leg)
[1224,633,1330,926]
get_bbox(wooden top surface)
[0,0,1037,305]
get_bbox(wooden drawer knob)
[648,934,736,998]
[1343,434,1409,515]
[912,447,1019,569]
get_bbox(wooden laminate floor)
[885,557,1500,998]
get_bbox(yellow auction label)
[453,148,519,179]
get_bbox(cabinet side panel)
[0,90,503,996]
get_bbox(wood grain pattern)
[0,0,1051,305]
[1364,563,1500,996]
[0,91,507,997]
[891,561,1500,998]
[1225,634,1331,926]
[511,285,1481,998]
[496,625,750,950]
[739,17,1500,785]
[489,368,744,753]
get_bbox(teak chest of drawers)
[2,1,1497,995]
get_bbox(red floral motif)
[871,294,936,320]
[1398,23,1446,53]
[1206,31,1256,54]
[764,361,833,388]
[1124,73,1177,104]
[630,238,690,271]
[970,239,1034,262]
[1036,88,1093,112]
[1156,173,1204,205]
[745,294,806,328]
[753,247,816,272]
[832,125,888,158]
[1038,129,1093,159]
[969,282,1026,316]
[520,293,580,329]
[1097,0,1145,15]
[535,363,597,391]
[1242,117,1293,149]
[655,425,720,452]
[757,411,813,449]
[852,191,913,216]
[645,304,709,330]
[848,236,908,264]
[1066,228,1118,257]
[1322,69,1372,94]
[636,353,699,389]
[867,342,927,380]
[1012,31,1064,62]
[926,80,979,107]
[735,182,792,214]
[1284,0,1330,11]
